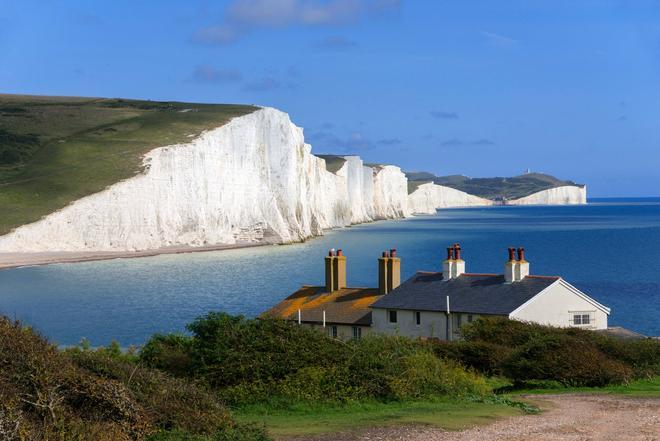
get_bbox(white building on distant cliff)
[268,244,610,341]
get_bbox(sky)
[1,0,659,197]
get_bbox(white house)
[266,244,611,341]
[370,245,610,340]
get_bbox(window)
[388,310,398,324]
[467,314,474,323]
[415,311,421,326]
[352,326,362,340]
[328,325,338,338]
[572,312,593,326]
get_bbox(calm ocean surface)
[1,198,659,346]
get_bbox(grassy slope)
[507,377,660,398]
[404,171,584,200]
[0,94,257,235]
[234,399,522,439]
[237,378,660,439]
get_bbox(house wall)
[371,308,493,340]
[302,323,373,340]
[510,282,608,329]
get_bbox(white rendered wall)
[510,280,608,329]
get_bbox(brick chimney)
[515,247,529,281]
[442,247,454,280]
[334,249,347,290]
[452,243,466,278]
[387,249,401,292]
[325,249,336,292]
[378,251,390,294]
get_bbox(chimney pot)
[382,251,388,258]
[508,247,516,261]
[328,249,334,257]
[337,249,343,256]
[446,247,453,260]
[517,247,525,261]
[390,249,397,257]
[454,244,462,261]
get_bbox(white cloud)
[194,0,400,45]
[481,30,519,47]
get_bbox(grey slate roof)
[370,272,560,315]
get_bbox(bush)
[439,317,657,387]
[186,313,348,388]
[498,332,633,387]
[0,316,271,440]
[388,352,490,399]
[432,340,513,376]
[140,333,194,377]
[0,317,149,440]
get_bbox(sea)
[0,198,658,346]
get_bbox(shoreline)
[0,202,594,271]
[0,242,267,271]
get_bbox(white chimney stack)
[505,247,530,283]
[504,247,517,283]
[515,247,529,281]
[452,244,465,278]
[443,244,465,280]
[442,247,454,280]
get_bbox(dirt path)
[291,395,659,441]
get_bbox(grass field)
[0,94,257,235]
[234,399,524,439]
[506,377,660,398]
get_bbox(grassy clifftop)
[0,94,257,235]
[405,171,584,200]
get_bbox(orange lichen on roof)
[265,286,382,326]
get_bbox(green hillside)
[405,171,584,200]
[0,94,257,235]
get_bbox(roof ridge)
[525,275,560,279]
[462,273,500,277]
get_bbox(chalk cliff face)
[407,182,494,214]
[0,107,586,253]
[0,108,413,252]
[507,185,587,205]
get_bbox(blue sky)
[1,0,659,196]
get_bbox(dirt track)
[294,394,659,441]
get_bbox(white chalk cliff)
[507,185,587,205]
[408,182,494,214]
[0,108,585,253]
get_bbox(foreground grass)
[0,94,257,234]
[234,399,523,439]
[506,376,660,398]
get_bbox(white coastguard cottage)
[370,244,610,340]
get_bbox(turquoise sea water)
[1,198,659,346]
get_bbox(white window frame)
[570,311,595,327]
[352,326,362,339]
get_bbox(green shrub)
[140,333,194,377]
[0,316,267,440]
[500,333,633,387]
[388,351,490,399]
[432,340,513,376]
[186,313,348,388]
